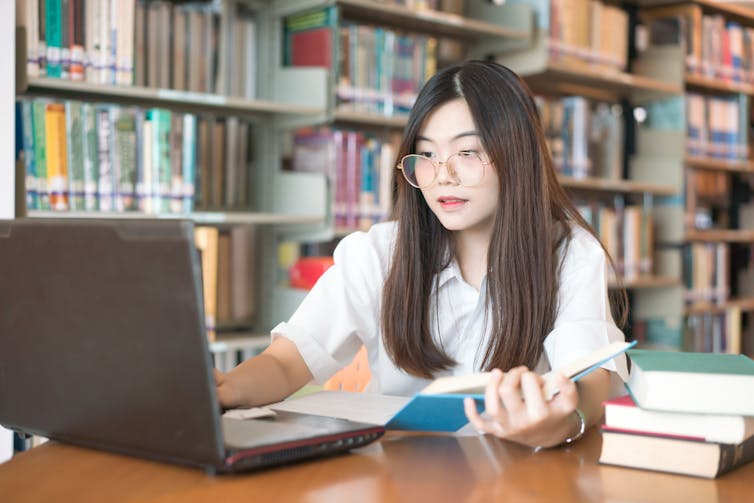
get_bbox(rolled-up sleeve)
[543,228,629,383]
[270,226,389,384]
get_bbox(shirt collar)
[435,258,490,293]
[436,259,464,289]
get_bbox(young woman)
[215,60,628,448]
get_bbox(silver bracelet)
[563,408,586,444]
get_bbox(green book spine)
[113,109,138,212]
[96,105,114,212]
[31,101,51,210]
[46,0,63,78]
[81,103,99,211]
[65,101,85,210]
[21,101,39,211]
[149,109,171,213]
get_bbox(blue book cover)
[386,341,636,432]
[386,395,485,432]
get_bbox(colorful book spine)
[64,101,85,210]
[96,105,114,211]
[44,102,69,210]
[45,0,63,78]
[81,102,99,211]
[31,101,51,210]
[20,101,39,211]
[112,108,138,211]
[182,114,197,213]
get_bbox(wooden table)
[0,429,752,502]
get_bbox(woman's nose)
[436,160,459,185]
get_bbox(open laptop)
[0,218,384,473]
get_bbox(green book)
[626,349,754,416]
[65,101,85,211]
[112,108,138,212]
[45,0,63,78]
[31,100,51,210]
[20,101,38,211]
[81,103,99,212]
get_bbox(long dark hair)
[380,60,627,378]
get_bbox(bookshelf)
[10,0,340,341]
[270,0,532,129]
[483,0,685,316]
[272,0,687,319]
[270,0,537,282]
[628,0,754,354]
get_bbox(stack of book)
[599,349,754,478]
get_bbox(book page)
[269,390,410,426]
[421,341,635,398]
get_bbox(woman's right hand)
[213,368,239,409]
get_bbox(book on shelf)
[17,0,256,97]
[599,427,754,479]
[194,225,219,342]
[626,349,754,416]
[283,6,337,69]
[16,96,258,216]
[269,341,634,432]
[604,394,754,445]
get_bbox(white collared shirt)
[272,221,628,396]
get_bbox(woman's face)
[415,98,500,237]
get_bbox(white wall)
[0,0,15,463]
[1,0,15,219]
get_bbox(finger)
[550,374,578,414]
[520,371,547,420]
[464,397,485,430]
[213,368,224,385]
[484,369,505,417]
[465,398,506,437]
[498,366,527,417]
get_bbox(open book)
[269,340,636,432]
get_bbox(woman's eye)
[417,151,434,158]
[458,150,477,157]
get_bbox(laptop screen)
[0,219,226,469]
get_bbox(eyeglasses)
[396,151,491,189]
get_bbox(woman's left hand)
[463,366,579,448]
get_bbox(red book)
[284,6,337,69]
[604,394,754,444]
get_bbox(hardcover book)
[604,394,754,444]
[386,340,635,432]
[599,427,754,479]
[626,349,754,416]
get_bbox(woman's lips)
[437,196,467,210]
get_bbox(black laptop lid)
[0,219,225,468]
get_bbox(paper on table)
[269,390,410,426]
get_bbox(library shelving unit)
[11,0,341,345]
[269,0,531,130]
[262,0,536,265]
[631,0,754,355]
[272,1,684,308]
[484,0,684,313]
